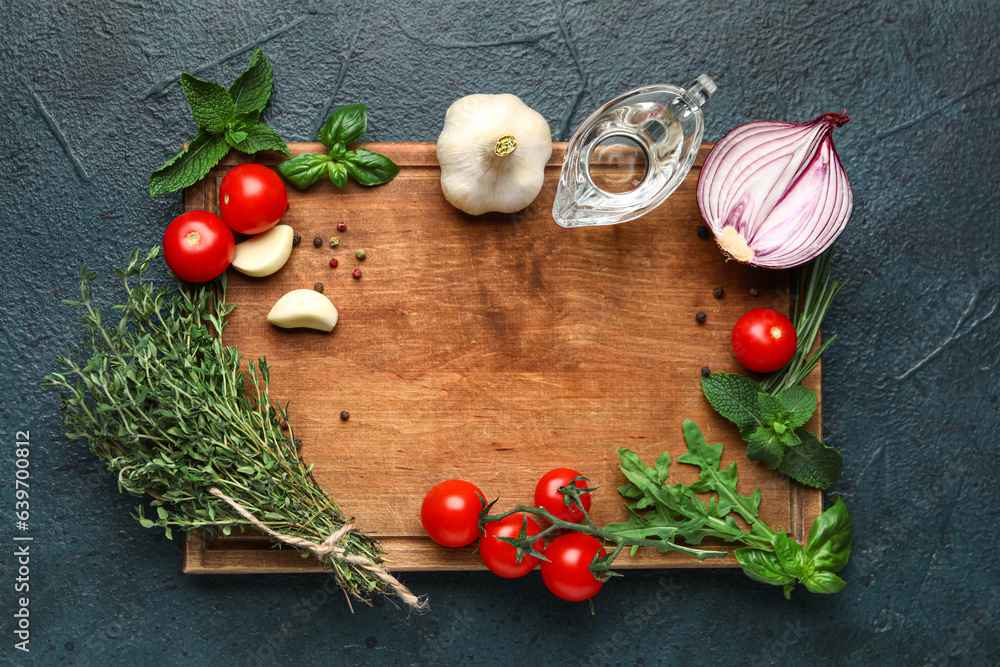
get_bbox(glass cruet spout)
[552,74,716,228]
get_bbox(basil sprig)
[149,47,289,197]
[276,104,400,189]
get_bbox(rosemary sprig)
[43,248,397,604]
[758,249,847,395]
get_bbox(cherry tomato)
[535,468,592,523]
[479,514,544,579]
[541,533,607,601]
[162,210,235,283]
[420,480,486,548]
[219,164,288,235]
[731,308,798,373]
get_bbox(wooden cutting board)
[181,142,822,573]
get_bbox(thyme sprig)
[43,248,402,605]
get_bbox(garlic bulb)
[436,94,552,215]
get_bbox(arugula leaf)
[804,497,852,572]
[231,124,290,156]
[228,46,273,115]
[148,129,230,197]
[777,428,844,489]
[276,153,332,189]
[180,73,235,134]
[700,372,766,433]
[343,148,401,186]
[677,420,761,522]
[318,103,368,147]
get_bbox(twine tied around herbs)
[209,488,427,611]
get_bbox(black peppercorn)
[293,233,302,246]
[749,288,759,297]
[313,236,323,248]
[701,366,712,378]
[695,311,707,324]
[340,411,350,421]
[713,286,724,299]
[314,282,324,293]
[697,225,710,239]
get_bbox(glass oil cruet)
[552,74,716,227]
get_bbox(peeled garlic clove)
[267,289,339,332]
[437,93,552,215]
[231,225,295,277]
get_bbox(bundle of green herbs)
[43,248,421,608]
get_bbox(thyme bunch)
[43,248,397,605]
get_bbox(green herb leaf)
[148,129,231,196]
[318,103,368,147]
[329,160,348,188]
[180,73,235,134]
[701,372,766,433]
[775,384,818,429]
[777,428,844,489]
[276,153,333,189]
[228,46,273,115]
[801,570,847,594]
[771,532,808,578]
[343,148,400,186]
[677,420,760,521]
[225,128,248,146]
[804,497,852,572]
[734,547,795,586]
[232,124,289,156]
[744,426,788,469]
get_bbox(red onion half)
[696,112,853,269]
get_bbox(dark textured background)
[2,1,999,665]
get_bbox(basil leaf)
[804,497,853,572]
[771,532,808,578]
[343,147,400,186]
[329,141,348,160]
[180,73,235,134]
[776,384,818,429]
[735,547,795,586]
[232,124,289,156]
[318,104,368,147]
[328,160,348,188]
[701,372,766,433]
[777,428,844,489]
[228,46,273,115]
[276,153,332,190]
[744,427,787,469]
[801,570,847,594]
[148,129,230,196]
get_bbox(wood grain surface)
[182,142,822,573]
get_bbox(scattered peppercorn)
[356,249,367,261]
[329,258,338,268]
[330,236,339,247]
[314,282,324,292]
[313,236,323,248]
[340,410,350,421]
[353,269,362,279]
[713,286,724,299]
[697,225,710,239]
[695,311,707,324]
[749,288,759,297]
[338,222,347,231]
[293,233,302,246]
[701,366,712,378]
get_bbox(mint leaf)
[229,110,261,128]
[225,129,248,146]
[805,497,852,572]
[735,547,795,587]
[776,384,818,429]
[149,130,230,196]
[318,104,368,147]
[232,124,289,156]
[800,570,847,594]
[745,427,787,469]
[276,153,332,189]
[228,46,273,114]
[180,73,235,134]
[329,160,348,188]
[343,148,400,186]
[701,372,765,433]
[776,428,844,489]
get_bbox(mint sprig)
[149,46,289,197]
[276,104,399,190]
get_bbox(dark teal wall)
[2,1,998,664]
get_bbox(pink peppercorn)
[329,258,338,268]
[352,269,361,279]
[338,222,347,232]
